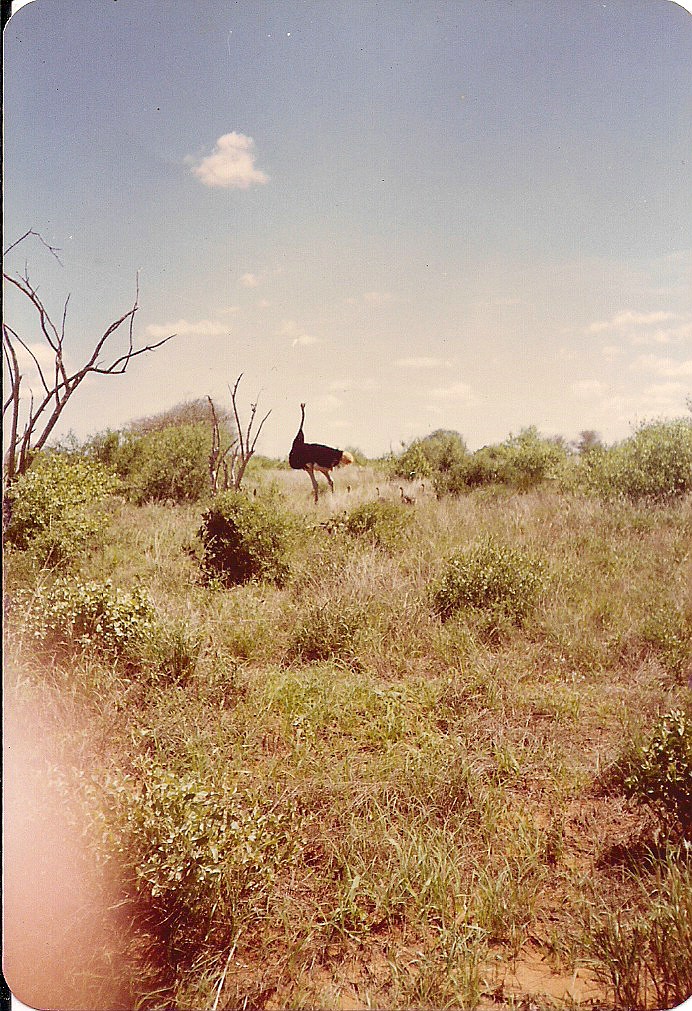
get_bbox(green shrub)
[14,578,157,660]
[4,453,118,565]
[501,427,568,490]
[623,709,692,835]
[115,422,212,504]
[458,445,508,490]
[345,499,411,549]
[94,760,298,953]
[432,538,547,622]
[199,491,291,587]
[392,430,468,482]
[435,428,568,495]
[582,419,692,501]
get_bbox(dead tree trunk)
[207,395,237,495]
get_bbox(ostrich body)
[289,403,353,502]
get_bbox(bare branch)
[3,236,177,481]
[4,325,51,397]
[4,272,62,352]
[225,374,271,491]
[3,229,62,264]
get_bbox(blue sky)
[4,0,692,458]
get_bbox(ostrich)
[289,403,353,503]
[400,486,415,505]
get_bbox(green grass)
[4,468,692,1010]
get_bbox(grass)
[4,466,692,1010]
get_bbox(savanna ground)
[4,454,692,1011]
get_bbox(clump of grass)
[151,619,204,683]
[584,849,692,1010]
[431,536,547,623]
[286,596,370,665]
[344,498,412,549]
[389,925,485,1010]
[637,607,691,676]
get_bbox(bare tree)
[2,231,176,484]
[208,374,271,494]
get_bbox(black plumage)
[289,403,352,501]
[289,404,345,470]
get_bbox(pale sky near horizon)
[3,0,692,459]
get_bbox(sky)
[3,0,692,460]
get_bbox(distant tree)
[574,430,603,456]
[129,398,232,436]
[2,231,176,485]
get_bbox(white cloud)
[638,382,689,415]
[601,345,622,361]
[145,318,228,338]
[313,394,341,412]
[631,355,692,378]
[13,340,64,392]
[644,382,686,399]
[586,310,692,348]
[240,272,260,288]
[571,379,609,399]
[188,132,269,190]
[363,291,393,305]
[396,357,451,369]
[588,310,677,334]
[26,340,59,370]
[428,381,480,404]
[278,320,318,347]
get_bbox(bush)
[199,491,292,587]
[4,453,118,565]
[115,422,212,504]
[500,427,568,490]
[623,709,692,835]
[345,499,411,549]
[582,419,692,501]
[432,538,546,622]
[392,430,468,482]
[14,578,157,660]
[94,760,298,954]
[434,428,568,495]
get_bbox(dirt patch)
[479,943,605,1008]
